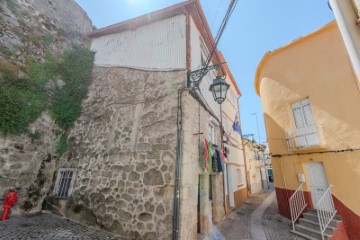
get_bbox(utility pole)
[251,113,260,144]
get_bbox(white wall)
[190,17,220,118]
[91,15,187,70]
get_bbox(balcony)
[286,124,325,150]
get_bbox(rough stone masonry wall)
[47,67,185,240]
[179,92,225,239]
[0,0,92,214]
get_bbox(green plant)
[51,46,94,129]
[0,69,47,135]
[28,54,56,86]
[57,28,66,39]
[7,1,20,18]
[28,130,41,140]
[56,135,68,157]
[43,34,53,45]
[0,48,15,57]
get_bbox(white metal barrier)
[286,124,324,150]
[317,185,336,240]
[289,183,307,231]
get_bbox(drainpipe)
[172,87,190,240]
[328,0,360,83]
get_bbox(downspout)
[329,0,360,83]
[172,87,191,240]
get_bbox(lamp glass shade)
[209,76,230,104]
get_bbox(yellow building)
[255,21,359,239]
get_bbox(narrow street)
[0,213,128,240]
[218,185,305,240]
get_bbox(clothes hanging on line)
[203,139,224,173]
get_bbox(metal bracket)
[187,62,226,87]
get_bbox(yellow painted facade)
[255,20,360,234]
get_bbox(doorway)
[307,162,329,209]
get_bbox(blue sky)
[75,0,334,144]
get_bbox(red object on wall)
[1,190,19,221]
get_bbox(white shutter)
[291,99,319,147]
[292,106,305,129]
[302,103,315,126]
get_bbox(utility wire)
[195,0,238,87]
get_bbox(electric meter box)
[297,173,305,183]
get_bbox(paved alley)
[218,187,306,240]
[0,212,128,240]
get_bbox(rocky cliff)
[0,0,92,215]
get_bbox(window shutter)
[302,103,315,126]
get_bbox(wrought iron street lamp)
[209,76,230,104]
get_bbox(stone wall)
[0,0,92,214]
[44,67,185,240]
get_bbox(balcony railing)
[286,124,325,150]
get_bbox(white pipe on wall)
[329,0,360,82]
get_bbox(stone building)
[44,0,245,239]
[243,140,266,194]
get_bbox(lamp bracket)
[187,62,226,87]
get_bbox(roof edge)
[254,20,337,96]
[88,0,196,38]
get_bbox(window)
[229,91,237,107]
[200,37,216,81]
[208,123,217,143]
[288,99,320,148]
[291,99,315,129]
[236,168,243,187]
[54,168,76,198]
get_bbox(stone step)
[290,230,320,240]
[299,218,336,235]
[303,212,341,224]
[295,224,333,239]
[307,209,342,221]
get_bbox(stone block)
[138,212,152,222]
[143,169,164,186]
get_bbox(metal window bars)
[57,170,74,198]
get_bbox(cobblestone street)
[0,212,128,240]
[218,185,306,240]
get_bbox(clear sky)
[75,0,334,144]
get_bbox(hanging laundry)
[207,141,213,173]
[212,147,219,173]
[220,150,226,171]
[215,149,223,172]
[204,139,209,170]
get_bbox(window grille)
[54,169,75,198]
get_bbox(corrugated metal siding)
[91,15,187,69]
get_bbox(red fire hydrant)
[1,190,18,221]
